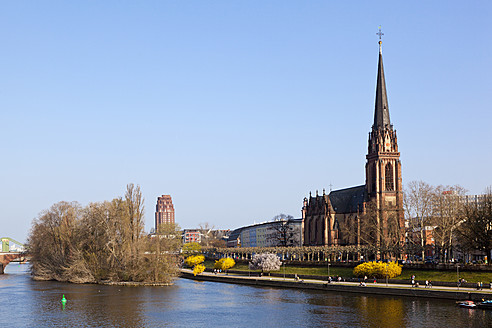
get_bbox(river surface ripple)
[1,264,490,327]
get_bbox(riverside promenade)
[180,269,492,302]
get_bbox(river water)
[1,264,490,327]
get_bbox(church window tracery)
[385,163,394,191]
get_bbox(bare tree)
[431,185,466,262]
[28,184,180,284]
[456,188,492,263]
[271,214,300,247]
[404,181,435,261]
[356,199,403,260]
[198,222,214,247]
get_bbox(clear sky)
[1,1,491,242]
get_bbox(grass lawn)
[203,260,492,283]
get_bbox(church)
[302,35,405,253]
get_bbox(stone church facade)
[302,39,405,251]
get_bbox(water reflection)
[1,265,491,328]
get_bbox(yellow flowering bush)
[193,264,206,276]
[185,255,205,268]
[353,261,402,279]
[214,257,236,271]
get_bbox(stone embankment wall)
[223,269,492,289]
[181,271,492,301]
[230,259,492,272]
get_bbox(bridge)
[0,237,26,274]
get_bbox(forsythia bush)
[353,261,402,279]
[214,257,236,271]
[185,255,205,268]
[193,264,206,276]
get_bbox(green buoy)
[61,294,67,310]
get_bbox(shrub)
[353,261,402,279]
[185,255,205,268]
[214,257,236,271]
[193,264,206,276]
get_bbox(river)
[1,264,490,327]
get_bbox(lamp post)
[386,263,388,287]
[325,258,330,279]
[283,262,286,280]
[457,264,460,289]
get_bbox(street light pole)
[386,263,388,287]
[283,262,286,280]
[457,264,460,290]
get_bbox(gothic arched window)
[371,163,377,193]
[385,163,394,191]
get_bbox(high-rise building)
[155,195,175,230]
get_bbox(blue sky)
[1,1,491,242]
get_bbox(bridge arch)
[0,237,26,274]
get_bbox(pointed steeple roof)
[373,41,391,129]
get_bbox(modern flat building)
[155,195,175,230]
[227,218,303,248]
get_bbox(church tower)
[365,33,405,252]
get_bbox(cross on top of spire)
[376,26,384,40]
[376,26,384,53]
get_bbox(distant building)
[182,229,201,244]
[227,218,303,248]
[155,195,175,230]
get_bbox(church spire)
[373,27,391,129]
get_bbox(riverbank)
[206,260,492,285]
[180,269,492,302]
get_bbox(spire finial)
[377,25,384,53]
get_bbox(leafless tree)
[271,214,300,247]
[456,187,492,263]
[27,184,180,284]
[431,185,466,262]
[404,181,435,261]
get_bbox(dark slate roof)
[329,185,366,214]
[373,42,391,129]
[228,228,243,240]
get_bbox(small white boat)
[457,300,476,308]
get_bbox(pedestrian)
[373,277,377,284]
[425,280,429,288]
[364,275,367,282]
[429,280,432,288]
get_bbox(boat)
[476,300,492,309]
[457,300,476,308]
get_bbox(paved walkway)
[182,269,492,295]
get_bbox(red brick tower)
[365,35,405,253]
[155,195,175,230]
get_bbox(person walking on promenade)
[425,280,429,288]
